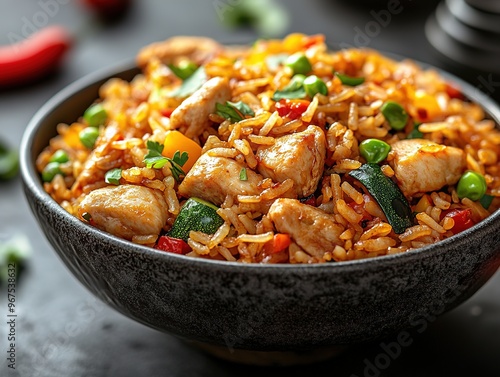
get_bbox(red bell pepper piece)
[264,233,291,254]
[275,99,310,120]
[155,235,191,255]
[442,208,475,234]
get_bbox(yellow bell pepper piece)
[162,130,202,173]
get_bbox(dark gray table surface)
[1,1,499,376]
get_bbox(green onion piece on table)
[0,140,19,181]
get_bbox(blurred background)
[1,1,499,376]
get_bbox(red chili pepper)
[81,0,132,19]
[155,235,191,255]
[264,233,291,254]
[275,99,310,120]
[160,108,175,118]
[441,208,476,234]
[0,25,72,88]
[303,34,325,49]
[445,83,464,100]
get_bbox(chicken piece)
[178,154,262,206]
[268,198,343,259]
[389,139,466,197]
[256,125,326,197]
[169,77,231,139]
[136,36,223,68]
[77,185,168,240]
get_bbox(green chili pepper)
[285,53,312,75]
[335,72,365,86]
[359,139,391,164]
[381,101,408,131]
[457,171,487,201]
[303,75,328,98]
[83,103,107,128]
[79,127,100,149]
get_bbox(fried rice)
[36,33,500,264]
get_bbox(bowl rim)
[20,54,500,272]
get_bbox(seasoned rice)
[37,33,500,264]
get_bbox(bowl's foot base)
[189,341,348,366]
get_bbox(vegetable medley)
[37,34,500,263]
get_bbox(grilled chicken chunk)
[77,185,168,240]
[136,36,223,68]
[256,125,326,197]
[169,77,231,139]
[178,154,262,206]
[389,139,466,197]
[268,198,343,259]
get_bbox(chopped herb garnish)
[272,74,307,101]
[216,101,255,123]
[143,140,188,182]
[105,168,122,185]
[239,168,248,181]
[266,53,289,71]
[407,122,424,139]
[168,61,198,80]
[335,72,365,86]
[168,67,207,98]
[480,194,494,210]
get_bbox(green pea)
[79,127,100,149]
[83,103,107,127]
[42,162,63,182]
[457,171,487,201]
[381,101,408,131]
[359,139,391,164]
[407,122,423,139]
[303,75,328,98]
[285,53,312,75]
[49,149,69,164]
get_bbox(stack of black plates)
[426,0,500,73]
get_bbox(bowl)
[20,59,500,364]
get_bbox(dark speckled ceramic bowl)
[20,59,500,364]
